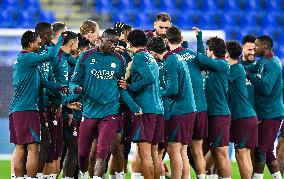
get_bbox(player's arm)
[243,59,263,74]
[197,53,228,72]
[228,66,242,82]
[120,89,142,114]
[160,57,179,97]
[127,56,155,91]
[67,55,77,67]
[247,62,278,96]
[196,30,205,54]
[29,35,64,65]
[69,53,85,94]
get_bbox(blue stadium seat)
[112,12,130,24]
[264,28,284,43]
[191,0,209,11]
[21,0,41,10]
[175,0,194,11]
[225,27,242,41]
[95,0,113,12]
[185,12,205,29]
[132,0,153,10]
[117,0,133,9]
[224,12,246,28]
[17,11,36,28]
[227,0,252,11]
[40,10,56,22]
[245,12,266,28]
[241,27,262,37]
[204,12,225,29]
[134,13,152,28]
[207,0,229,11]
[154,0,176,11]
[267,13,284,28]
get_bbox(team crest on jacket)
[111,63,116,68]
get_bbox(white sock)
[24,175,27,179]
[109,174,116,179]
[15,177,25,179]
[36,173,43,179]
[220,177,231,179]
[252,173,264,179]
[11,174,16,179]
[131,172,141,179]
[160,176,165,179]
[93,176,102,179]
[272,171,282,179]
[80,171,89,179]
[42,174,49,179]
[115,171,124,179]
[140,176,144,179]
[197,174,206,179]
[207,174,218,179]
[26,177,37,179]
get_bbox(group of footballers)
[8,11,284,179]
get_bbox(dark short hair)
[257,35,273,49]
[77,33,90,49]
[206,36,227,58]
[147,36,167,54]
[62,31,77,45]
[166,26,182,44]
[156,12,171,22]
[127,29,148,47]
[102,28,119,37]
[52,22,66,33]
[242,35,256,45]
[21,30,39,49]
[35,22,52,34]
[226,40,242,60]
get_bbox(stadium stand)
[93,0,284,58]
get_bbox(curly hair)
[147,36,167,54]
[166,26,182,45]
[127,29,147,47]
[206,36,226,58]
[80,20,99,35]
[21,30,40,49]
[226,40,242,59]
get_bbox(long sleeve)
[67,55,77,67]
[197,31,205,54]
[160,57,179,97]
[248,62,279,96]
[229,65,242,82]
[244,59,265,73]
[28,35,63,66]
[197,53,228,72]
[70,54,85,95]
[120,89,141,113]
[128,55,155,91]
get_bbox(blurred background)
[0,0,283,157]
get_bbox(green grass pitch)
[0,160,272,179]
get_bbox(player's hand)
[66,113,73,126]
[67,102,81,111]
[134,111,143,116]
[118,77,128,89]
[125,61,133,80]
[57,86,69,94]
[192,27,200,36]
[73,86,82,94]
[115,46,126,53]
[51,104,62,115]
